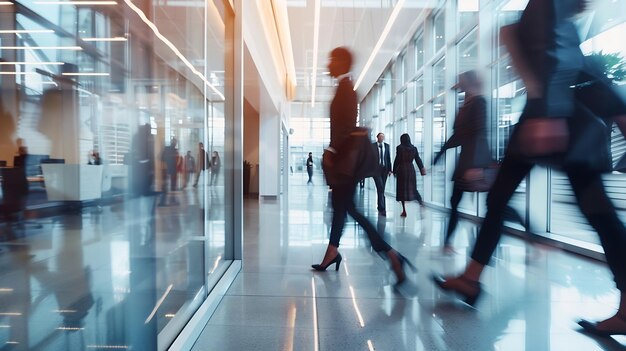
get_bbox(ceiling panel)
[287,0,432,108]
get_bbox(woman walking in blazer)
[312,47,413,289]
[433,71,492,252]
[393,133,426,218]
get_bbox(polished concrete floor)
[193,173,626,351]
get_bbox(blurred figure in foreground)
[433,71,492,253]
[312,47,413,289]
[393,133,426,218]
[433,0,626,338]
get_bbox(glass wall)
[359,0,626,253]
[549,0,626,244]
[0,1,234,349]
[455,29,478,214]
[431,57,447,205]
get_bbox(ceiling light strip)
[0,72,38,75]
[0,46,82,50]
[353,0,406,91]
[0,30,54,34]
[123,0,224,100]
[33,1,118,5]
[0,62,64,65]
[62,72,110,76]
[310,0,321,107]
[0,1,14,4]
[82,37,127,42]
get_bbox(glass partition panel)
[0,1,233,349]
[456,29,479,214]
[432,58,446,205]
[549,0,626,244]
[434,10,446,53]
[415,34,424,71]
[458,0,479,32]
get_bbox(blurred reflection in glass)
[0,0,232,348]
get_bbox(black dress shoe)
[578,316,626,337]
[311,253,342,271]
[432,274,482,307]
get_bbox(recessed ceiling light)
[82,37,127,42]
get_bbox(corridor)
[191,176,626,351]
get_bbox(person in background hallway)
[433,0,626,338]
[184,151,195,188]
[176,152,184,189]
[88,150,102,165]
[433,71,491,253]
[306,152,314,184]
[373,133,392,216]
[210,151,220,186]
[393,133,426,218]
[159,137,179,206]
[193,142,209,187]
[312,47,413,290]
[14,138,28,168]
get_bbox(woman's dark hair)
[400,133,412,146]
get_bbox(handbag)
[323,127,378,185]
[455,164,499,192]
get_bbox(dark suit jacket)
[373,142,391,173]
[329,76,357,151]
[439,95,492,181]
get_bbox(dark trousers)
[374,168,388,212]
[444,184,464,246]
[160,171,177,204]
[470,156,626,291]
[329,181,392,253]
[307,167,313,182]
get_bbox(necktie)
[379,144,384,166]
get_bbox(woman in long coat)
[393,133,426,217]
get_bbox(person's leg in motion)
[194,169,201,187]
[433,156,532,304]
[400,201,407,217]
[568,169,626,334]
[314,183,350,269]
[344,184,409,283]
[374,174,386,215]
[443,185,464,251]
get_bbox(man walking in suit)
[374,132,392,216]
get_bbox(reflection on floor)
[0,184,225,350]
[193,173,626,351]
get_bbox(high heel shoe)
[400,211,407,217]
[311,253,342,271]
[432,274,482,307]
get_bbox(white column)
[259,106,280,198]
